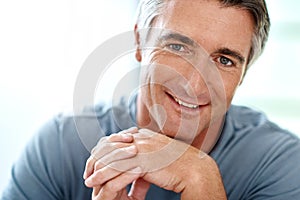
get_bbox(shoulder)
[69,101,136,151]
[212,105,300,199]
[37,101,136,159]
[215,105,300,163]
[223,105,299,143]
[1,101,136,200]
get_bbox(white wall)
[0,0,299,194]
[0,0,137,193]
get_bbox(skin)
[84,0,254,199]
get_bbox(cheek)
[140,51,161,83]
[141,52,186,86]
[221,71,243,105]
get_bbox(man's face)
[136,0,254,147]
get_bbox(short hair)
[136,0,271,68]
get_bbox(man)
[2,0,300,199]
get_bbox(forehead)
[151,0,254,56]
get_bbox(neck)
[192,116,225,153]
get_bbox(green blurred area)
[233,1,300,135]
[239,98,300,118]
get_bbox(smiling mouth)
[173,96,199,109]
[165,91,202,110]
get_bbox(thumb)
[128,178,150,199]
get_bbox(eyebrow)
[158,32,246,64]
[159,32,197,47]
[214,48,246,65]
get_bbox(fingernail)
[127,127,138,132]
[123,134,133,138]
[131,166,142,174]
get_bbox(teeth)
[174,97,199,109]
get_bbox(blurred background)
[0,0,299,193]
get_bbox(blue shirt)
[2,100,300,199]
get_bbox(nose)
[184,69,208,99]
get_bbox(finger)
[94,145,137,171]
[97,167,142,200]
[91,131,136,159]
[84,144,121,180]
[84,144,136,180]
[85,146,138,187]
[118,127,139,135]
[84,136,136,180]
[106,132,134,143]
[83,156,97,180]
[84,128,138,180]
[92,186,101,199]
[129,178,150,199]
[108,127,138,142]
[93,188,128,200]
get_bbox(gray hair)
[136,0,271,68]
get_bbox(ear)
[134,24,142,62]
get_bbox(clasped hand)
[83,127,226,200]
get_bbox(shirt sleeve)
[211,108,300,200]
[1,117,65,200]
[246,125,300,199]
[0,103,132,200]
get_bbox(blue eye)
[169,44,185,52]
[218,56,233,66]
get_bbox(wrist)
[181,153,227,200]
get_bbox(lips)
[173,96,199,109]
[165,91,207,111]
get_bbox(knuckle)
[98,188,117,200]
[111,142,126,149]
[87,156,96,164]
[94,160,105,171]
[91,150,101,160]
[86,157,96,170]
[94,137,108,149]
[107,133,118,141]
[91,171,105,184]
[99,136,108,143]
[91,144,101,156]
[104,181,120,192]
[91,144,109,159]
